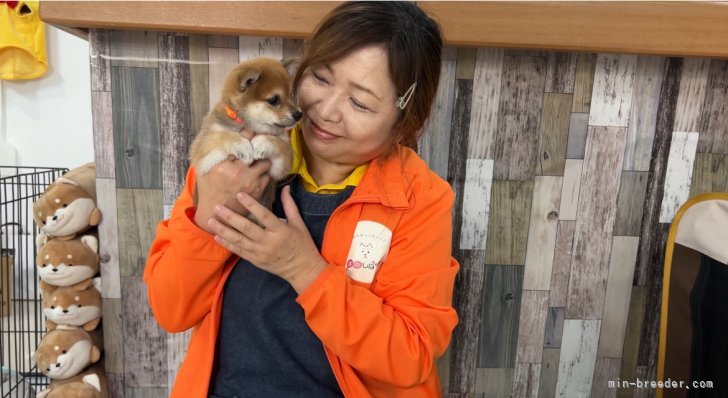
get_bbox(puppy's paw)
[250,135,277,161]
[269,155,292,180]
[251,135,292,180]
[197,150,231,175]
[231,140,255,164]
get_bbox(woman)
[144,2,459,397]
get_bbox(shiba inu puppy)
[42,277,102,332]
[33,163,100,240]
[33,327,103,380]
[37,365,108,398]
[189,57,300,211]
[36,235,99,290]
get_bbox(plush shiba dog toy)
[36,235,99,290]
[33,327,103,380]
[36,365,108,398]
[189,57,299,212]
[33,163,100,240]
[42,277,102,331]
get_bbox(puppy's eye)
[50,306,55,309]
[68,264,74,267]
[62,204,68,208]
[62,350,67,354]
[42,221,46,225]
[41,263,46,268]
[266,95,280,106]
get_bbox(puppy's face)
[34,329,100,380]
[46,382,101,398]
[222,58,301,135]
[43,278,102,328]
[33,183,95,237]
[36,236,99,287]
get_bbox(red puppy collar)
[225,106,245,126]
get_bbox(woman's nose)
[318,92,342,123]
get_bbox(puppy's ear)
[81,235,99,254]
[40,280,58,296]
[36,233,50,248]
[73,278,94,291]
[55,177,80,186]
[281,57,300,75]
[90,346,101,363]
[83,373,102,392]
[239,68,261,92]
[36,388,51,398]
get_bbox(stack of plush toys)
[31,162,108,398]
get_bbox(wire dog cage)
[1,166,67,398]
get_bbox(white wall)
[1,25,93,169]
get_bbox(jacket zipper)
[317,178,411,394]
[319,194,382,397]
[323,345,350,397]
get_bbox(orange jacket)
[144,146,459,397]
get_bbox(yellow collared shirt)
[0,1,47,80]
[289,125,368,194]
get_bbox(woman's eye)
[266,95,280,106]
[312,72,328,84]
[350,98,370,112]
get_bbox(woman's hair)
[293,1,443,157]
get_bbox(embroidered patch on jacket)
[345,221,393,283]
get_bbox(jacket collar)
[353,146,415,210]
[290,126,368,194]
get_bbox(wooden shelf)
[40,1,728,58]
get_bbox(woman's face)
[297,45,401,172]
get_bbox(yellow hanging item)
[0,1,47,80]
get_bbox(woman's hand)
[208,186,328,294]
[193,157,272,234]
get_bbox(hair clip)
[395,82,417,110]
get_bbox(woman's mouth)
[310,121,339,141]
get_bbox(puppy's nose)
[292,111,303,121]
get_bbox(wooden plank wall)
[88,28,728,397]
